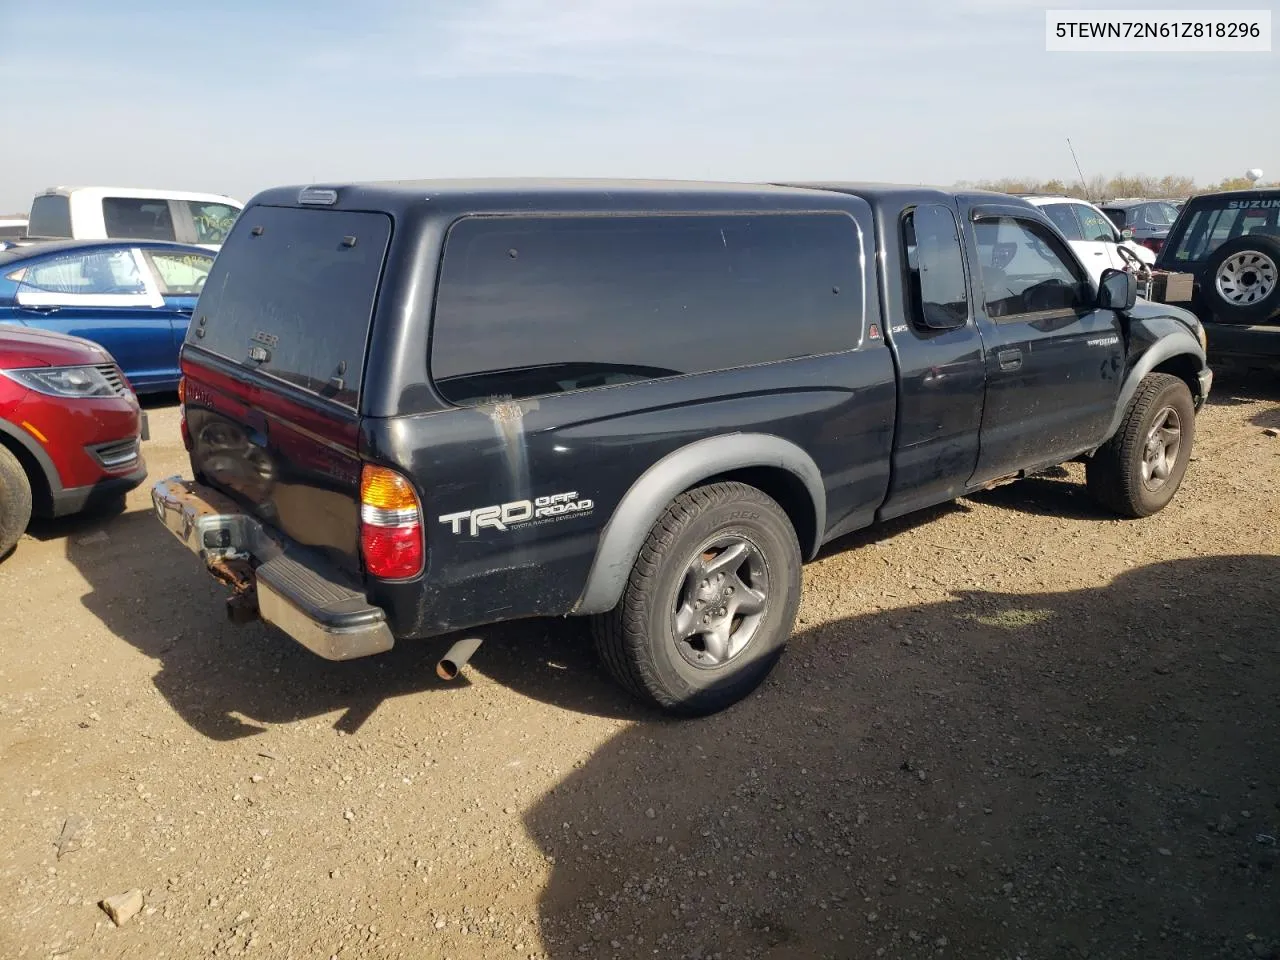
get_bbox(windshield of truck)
[188,205,392,409]
[1168,197,1280,264]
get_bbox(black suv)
[1147,188,1280,369]
[153,179,1212,716]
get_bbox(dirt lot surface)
[1,371,1278,960]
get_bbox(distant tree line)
[953,173,1276,201]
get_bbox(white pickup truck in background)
[25,186,242,250]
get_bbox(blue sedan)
[0,239,215,394]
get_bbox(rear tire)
[1086,373,1196,518]
[0,445,34,560]
[591,481,803,717]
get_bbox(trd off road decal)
[438,491,595,537]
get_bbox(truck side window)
[973,217,1087,320]
[901,204,969,330]
[102,197,177,242]
[431,212,864,405]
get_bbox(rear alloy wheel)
[1201,234,1280,325]
[0,445,34,560]
[1086,373,1196,518]
[592,481,802,717]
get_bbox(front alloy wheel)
[1141,406,1182,492]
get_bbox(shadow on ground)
[1205,366,1280,409]
[523,555,1280,960]
[64,507,645,740]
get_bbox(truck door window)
[973,217,1088,320]
[1041,203,1084,241]
[902,204,969,329]
[182,201,241,245]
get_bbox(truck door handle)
[996,347,1022,371]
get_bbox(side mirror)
[1098,268,1137,311]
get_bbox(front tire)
[1086,373,1196,518]
[591,481,803,717]
[0,445,34,561]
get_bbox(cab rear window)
[188,206,392,408]
[28,195,72,238]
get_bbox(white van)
[26,186,243,250]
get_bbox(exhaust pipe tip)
[436,637,483,681]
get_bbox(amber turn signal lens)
[360,464,419,511]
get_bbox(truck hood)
[0,322,112,369]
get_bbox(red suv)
[0,324,148,558]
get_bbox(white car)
[26,186,243,251]
[1021,194,1156,285]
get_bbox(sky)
[0,0,1275,212]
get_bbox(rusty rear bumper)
[151,476,394,661]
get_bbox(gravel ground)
[0,369,1277,960]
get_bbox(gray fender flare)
[1104,331,1206,441]
[571,433,826,616]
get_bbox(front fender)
[1105,325,1207,441]
[571,433,826,616]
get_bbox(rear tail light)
[359,464,424,580]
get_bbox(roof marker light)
[298,187,338,205]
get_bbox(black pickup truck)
[152,179,1212,717]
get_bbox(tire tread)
[0,444,34,560]
[591,481,797,714]
[1087,372,1192,518]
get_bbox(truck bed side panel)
[365,351,896,639]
